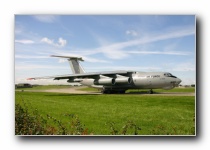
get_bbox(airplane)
[28,55,182,94]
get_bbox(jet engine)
[114,77,132,85]
[67,78,83,83]
[94,77,132,85]
[94,78,115,85]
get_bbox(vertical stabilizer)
[68,57,85,74]
[51,55,85,74]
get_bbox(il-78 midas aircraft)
[28,55,182,94]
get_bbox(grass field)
[15,87,195,135]
[16,85,195,93]
[79,86,195,93]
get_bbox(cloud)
[92,25,195,59]
[58,37,67,47]
[112,26,194,50]
[128,50,191,56]
[41,37,54,45]
[23,25,194,61]
[15,64,67,71]
[99,48,129,59]
[159,61,195,72]
[15,39,35,44]
[15,54,49,59]
[58,58,67,63]
[15,28,22,34]
[33,15,57,23]
[41,37,67,47]
[172,62,195,72]
[82,56,111,63]
[86,66,161,72]
[56,55,110,63]
[126,30,138,36]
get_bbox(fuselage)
[79,71,181,91]
[29,55,182,94]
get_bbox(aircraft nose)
[177,78,182,84]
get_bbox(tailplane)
[51,55,85,74]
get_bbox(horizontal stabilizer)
[50,55,84,61]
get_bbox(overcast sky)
[15,15,195,85]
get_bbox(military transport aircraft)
[28,55,182,94]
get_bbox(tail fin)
[51,55,85,74]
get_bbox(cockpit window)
[164,73,177,78]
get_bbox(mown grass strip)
[15,91,195,135]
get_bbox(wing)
[28,70,134,81]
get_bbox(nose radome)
[177,78,182,84]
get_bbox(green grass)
[15,91,195,135]
[79,87,195,93]
[128,87,195,93]
[16,85,195,93]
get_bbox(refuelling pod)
[94,78,115,85]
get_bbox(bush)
[15,102,89,135]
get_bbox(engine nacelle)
[67,78,83,83]
[94,78,115,85]
[115,77,132,85]
[94,77,132,85]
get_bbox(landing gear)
[148,89,153,94]
[101,89,110,94]
[118,90,126,94]
[101,89,126,94]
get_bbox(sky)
[15,15,195,85]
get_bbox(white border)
[1,0,209,149]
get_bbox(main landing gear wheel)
[101,89,110,94]
[101,89,126,94]
[119,90,126,94]
[148,89,153,94]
